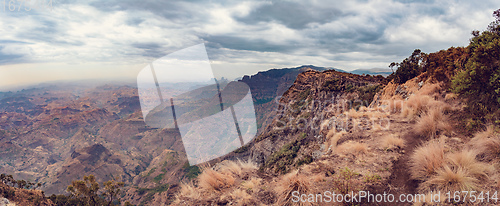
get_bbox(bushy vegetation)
[59,175,125,206]
[390,9,500,130]
[0,174,41,190]
[321,77,356,93]
[264,133,307,174]
[389,49,426,84]
[423,47,468,83]
[1,173,129,206]
[136,184,170,206]
[356,84,383,105]
[182,162,201,180]
[451,10,500,128]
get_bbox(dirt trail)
[367,118,423,206]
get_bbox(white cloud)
[0,0,499,88]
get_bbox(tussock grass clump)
[215,159,258,178]
[446,150,491,179]
[470,126,500,162]
[418,83,441,96]
[444,93,457,101]
[178,182,200,199]
[380,135,405,150]
[336,141,368,155]
[414,107,451,137]
[412,140,492,193]
[198,167,236,192]
[409,139,446,180]
[241,177,261,193]
[401,93,450,121]
[358,106,368,112]
[325,130,347,151]
[346,108,363,118]
[176,159,259,203]
[401,94,434,120]
[229,189,253,205]
[421,166,479,192]
[275,170,312,206]
[386,99,404,114]
[472,125,497,140]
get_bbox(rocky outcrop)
[231,69,386,173]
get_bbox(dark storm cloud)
[130,42,168,58]
[15,19,83,46]
[0,46,24,64]
[204,35,296,53]
[235,1,343,29]
[88,0,208,21]
[1,0,499,71]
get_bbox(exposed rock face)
[240,65,329,134]
[0,182,53,206]
[230,69,386,173]
[0,66,385,204]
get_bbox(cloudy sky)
[0,0,499,89]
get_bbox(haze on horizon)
[1,0,499,89]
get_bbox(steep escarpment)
[240,65,329,133]
[234,69,386,173]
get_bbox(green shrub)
[153,173,164,183]
[295,155,313,167]
[182,162,200,180]
[451,9,500,128]
[265,133,307,174]
[389,49,426,84]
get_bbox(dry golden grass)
[198,167,236,192]
[175,159,260,204]
[401,92,450,121]
[218,160,243,176]
[275,170,313,206]
[472,137,500,162]
[346,108,363,118]
[409,140,446,180]
[414,107,451,137]
[229,189,253,205]
[380,135,406,150]
[446,150,491,179]
[388,99,404,114]
[470,126,500,162]
[336,141,368,155]
[444,93,457,101]
[325,130,347,150]
[236,159,258,170]
[325,127,336,139]
[197,160,258,193]
[421,166,479,192]
[401,94,432,119]
[473,125,496,139]
[216,159,258,178]
[177,181,200,199]
[358,106,368,112]
[418,83,441,96]
[364,111,387,119]
[241,177,261,193]
[414,146,492,193]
